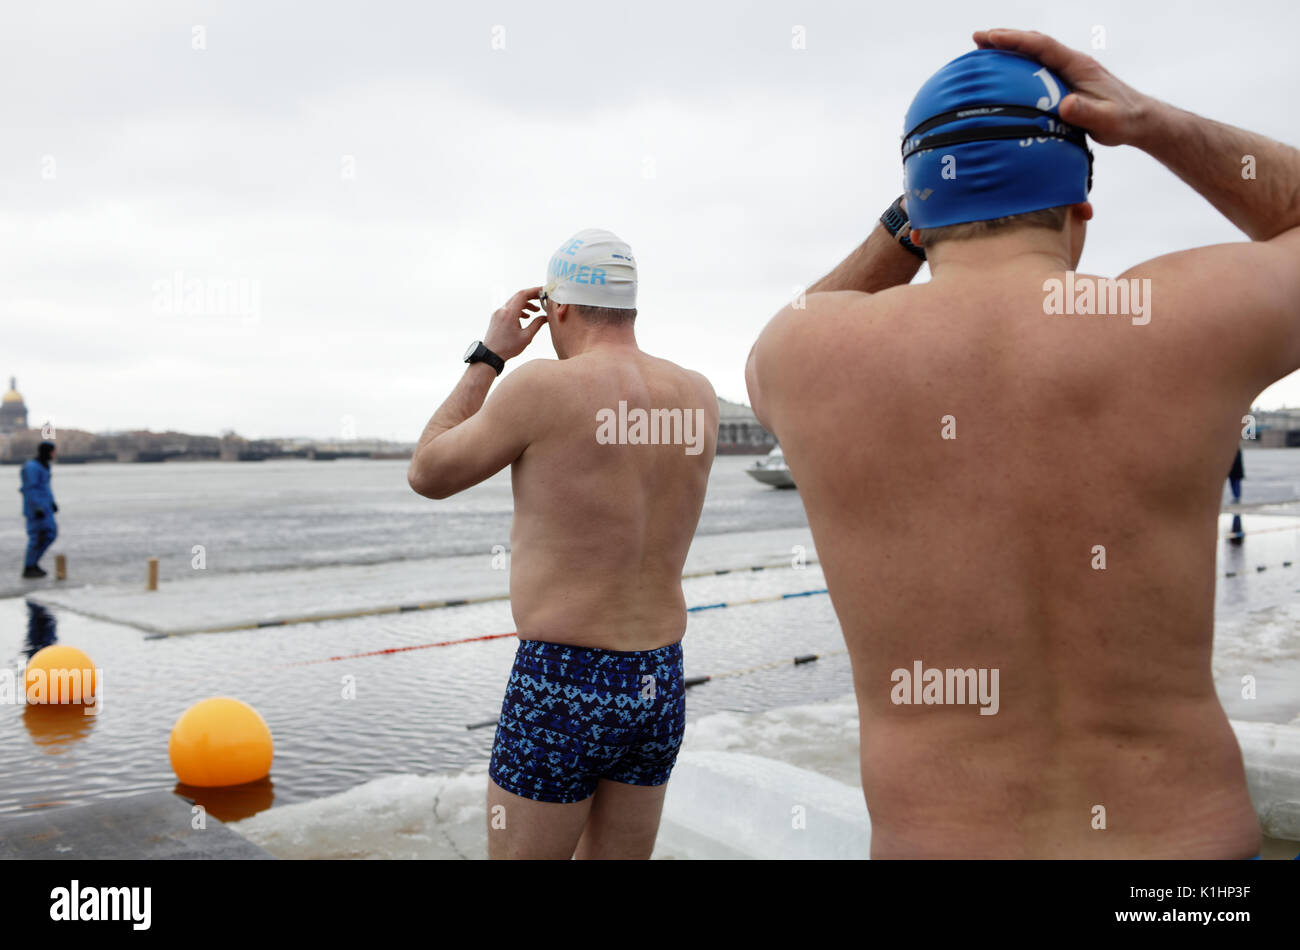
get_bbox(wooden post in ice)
[147,557,159,591]
[55,554,66,581]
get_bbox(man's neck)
[566,328,639,358]
[925,231,1074,280]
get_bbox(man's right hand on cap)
[973,28,1156,149]
[482,286,546,362]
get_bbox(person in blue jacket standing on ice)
[20,441,58,578]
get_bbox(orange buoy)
[24,646,98,704]
[168,697,274,787]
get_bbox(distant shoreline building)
[1,377,28,434]
[1248,408,1300,447]
[1203,406,1300,447]
[0,383,773,462]
[717,397,776,455]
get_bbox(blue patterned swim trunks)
[489,639,686,804]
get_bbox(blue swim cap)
[902,49,1093,229]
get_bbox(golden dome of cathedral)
[0,376,28,434]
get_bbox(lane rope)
[72,583,833,696]
[245,585,831,671]
[1222,559,1294,578]
[266,587,834,668]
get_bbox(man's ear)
[552,302,569,323]
[909,228,923,247]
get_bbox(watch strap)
[467,342,505,376]
[880,195,927,262]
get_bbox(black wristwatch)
[463,340,505,376]
[880,195,926,261]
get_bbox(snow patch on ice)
[684,694,861,787]
[231,695,865,860]
[234,769,490,860]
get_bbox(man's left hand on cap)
[972,28,1154,148]
[483,286,547,361]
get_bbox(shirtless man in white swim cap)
[409,229,718,859]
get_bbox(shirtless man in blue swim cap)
[409,230,718,859]
[747,29,1298,857]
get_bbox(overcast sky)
[5,0,1300,440]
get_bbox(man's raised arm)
[974,28,1300,380]
[1139,106,1300,242]
[975,29,1300,242]
[807,197,927,294]
[408,287,547,499]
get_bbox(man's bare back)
[749,29,1300,857]
[508,349,717,650]
[758,267,1261,857]
[408,296,717,655]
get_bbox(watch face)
[464,341,480,362]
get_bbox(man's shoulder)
[786,287,901,329]
[483,359,568,425]
[655,356,714,396]
[760,288,903,364]
[636,354,717,415]
[497,357,562,393]
[681,367,718,418]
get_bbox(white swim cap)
[543,228,637,310]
